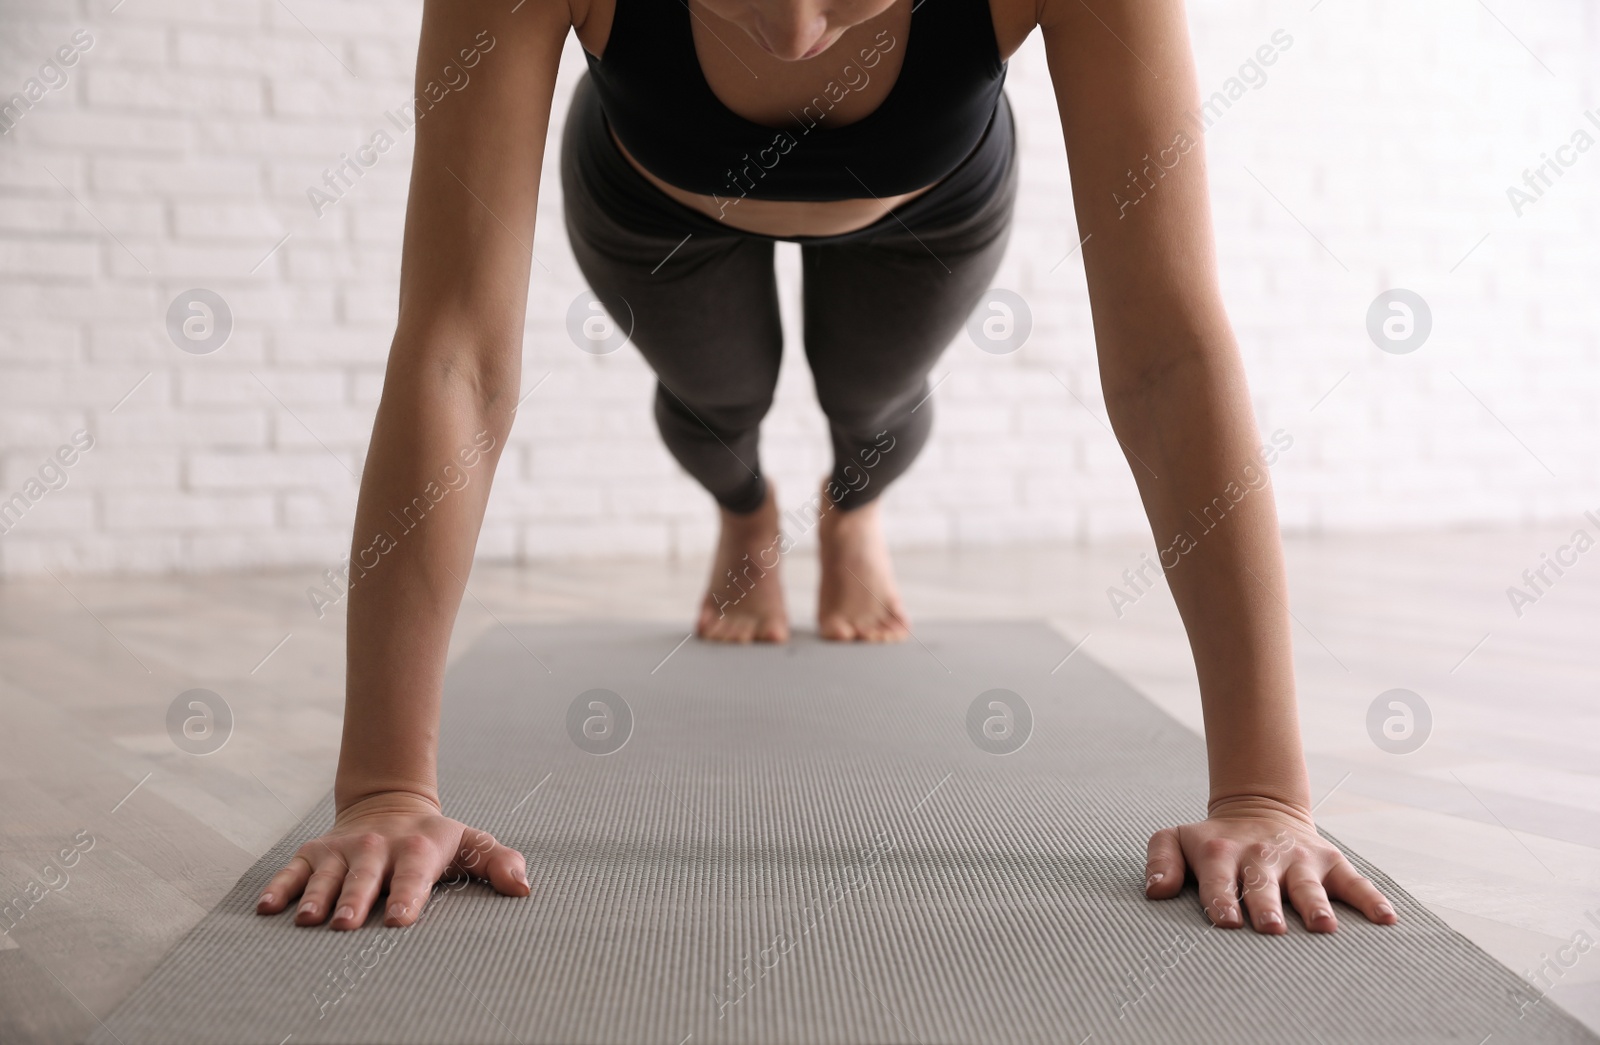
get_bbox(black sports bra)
[581,0,1007,203]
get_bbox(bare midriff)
[606,122,941,238]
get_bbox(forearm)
[1107,350,1311,820]
[336,343,518,811]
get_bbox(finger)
[1325,860,1398,925]
[329,834,391,931]
[452,828,530,897]
[384,837,445,928]
[1192,839,1243,928]
[1144,827,1185,899]
[295,844,349,926]
[1283,861,1336,933]
[257,854,313,915]
[1236,849,1287,935]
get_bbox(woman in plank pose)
[256,0,1399,940]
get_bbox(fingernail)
[1314,909,1331,922]
[258,893,273,907]
[298,901,316,915]
[388,902,407,919]
[515,869,528,886]
[1146,872,1164,887]
[335,906,354,922]
[1376,903,1394,917]
[1261,911,1282,926]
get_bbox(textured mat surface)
[92,622,1594,1044]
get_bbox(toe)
[819,615,856,641]
[697,599,722,639]
[871,609,906,642]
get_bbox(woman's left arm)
[1036,0,1396,934]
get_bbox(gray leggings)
[559,71,1018,513]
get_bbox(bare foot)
[696,484,790,643]
[816,481,910,642]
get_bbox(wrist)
[334,770,440,816]
[1207,789,1315,826]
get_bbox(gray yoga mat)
[92,622,1594,1044]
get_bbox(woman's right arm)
[255,0,574,931]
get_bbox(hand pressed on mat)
[1144,800,1398,935]
[254,791,529,930]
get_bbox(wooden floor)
[2,527,1597,1042]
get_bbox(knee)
[653,382,773,437]
[817,382,927,442]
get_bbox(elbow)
[428,348,523,421]
[383,325,525,429]
[1100,347,1209,433]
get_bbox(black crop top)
[581,0,1007,203]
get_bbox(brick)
[178,369,345,407]
[88,324,269,364]
[173,29,330,75]
[20,109,197,152]
[263,1,419,39]
[90,155,264,197]
[112,241,285,279]
[0,490,96,536]
[0,237,99,278]
[0,322,81,362]
[520,519,671,560]
[185,531,347,571]
[282,490,356,529]
[0,413,90,449]
[85,69,263,115]
[103,491,276,530]
[79,23,170,67]
[268,407,374,449]
[62,449,182,489]
[99,407,271,447]
[187,451,355,490]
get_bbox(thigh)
[800,102,1019,415]
[560,75,783,406]
[799,197,1015,418]
[572,227,784,410]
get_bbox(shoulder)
[990,0,1042,60]
[568,0,602,34]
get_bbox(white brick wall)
[1,0,1597,576]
